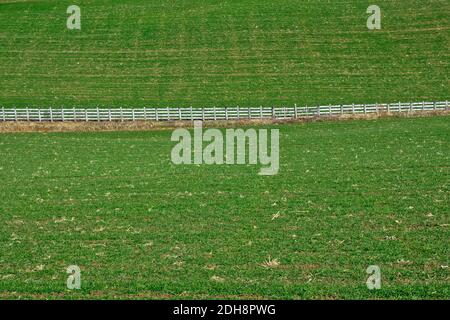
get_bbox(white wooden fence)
[0,101,448,122]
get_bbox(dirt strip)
[0,110,448,133]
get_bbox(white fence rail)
[0,101,448,122]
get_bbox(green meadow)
[0,0,449,108]
[0,0,448,300]
[0,116,449,299]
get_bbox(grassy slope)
[0,115,448,299]
[0,0,448,108]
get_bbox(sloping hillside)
[0,0,448,107]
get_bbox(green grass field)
[0,115,449,299]
[0,0,449,108]
[0,0,448,300]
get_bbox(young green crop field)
[0,0,449,108]
[0,115,448,299]
[0,0,448,301]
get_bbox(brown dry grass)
[0,110,448,133]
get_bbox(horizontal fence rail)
[0,101,448,122]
